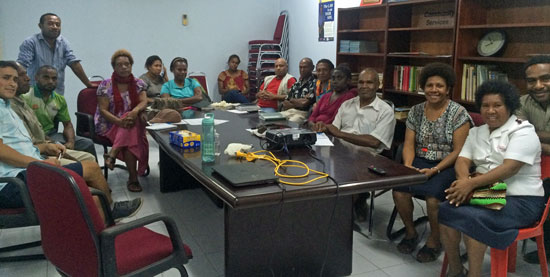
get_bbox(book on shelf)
[392,65,423,93]
[461,64,508,102]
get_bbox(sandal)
[447,267,468,277]
[127,181,142,192]
[103,154,116,170]
[396,235,419,254]
[416,244,442,263]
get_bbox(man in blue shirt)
[0,61,140,220]
[17,13,93,95]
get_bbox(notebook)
[236,104,261,112]
[212,163,278,187]
[259,112,286,121]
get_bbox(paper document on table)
[146,123,177,130]
[226,109,248,114]
[314,133,334,146]
[182,118,229,125]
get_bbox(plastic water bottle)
[201,113,216,162]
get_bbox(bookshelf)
[336,0,549,111]
[337,0,458,108]
[453,0,550,105]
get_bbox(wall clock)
[477,30,506,57]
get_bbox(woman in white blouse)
[439,80,545,277]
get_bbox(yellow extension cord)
[235,150,329,186]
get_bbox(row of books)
[392,65,424,93]
[340,40,379,53]
[460,64,508,102]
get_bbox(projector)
[265,128,317,149]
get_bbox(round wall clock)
[477,30,507,57]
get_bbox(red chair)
[188,72,209,95]
[440,192,550,277]
[26,162,192,276]
[0,177,44,262]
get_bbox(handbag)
[467,182,507,210]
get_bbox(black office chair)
[0,177,45,262]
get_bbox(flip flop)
[396,235,419,254]
[103,154,116,170]
[127,181,142,192]
[416,244,442,263]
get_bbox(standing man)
[281,57,317,112]
[256,58,296,113]
[22,65,96,158]
[518,55,550,264]
[17,13,93,95]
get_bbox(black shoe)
[523,250,549,264]
[112,198,143,221]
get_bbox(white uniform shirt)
[332,96,396,153]
[459,115,543,196]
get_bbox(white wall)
[0,0,279,120]
[279,0,359,77]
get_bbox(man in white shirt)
[317,68,395,153]
[316,68,396,222]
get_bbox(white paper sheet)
[145,123,177,130]
[314,133,334,147]
[226,109,248,114]
[182,118,229,125]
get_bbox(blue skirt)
[439,196,545,249]
[393,157,456,201]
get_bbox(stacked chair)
[247,10,289,100]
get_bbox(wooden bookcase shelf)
[453,0,550,102]
[336,0,548,111]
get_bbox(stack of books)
[461,64,508,102]
[340,40,350,52]
[340,40,378,53]
[349,40,378,53]
[392,65,423,93]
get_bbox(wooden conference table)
[149,110,426,277]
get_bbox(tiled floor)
[0,137,547,276]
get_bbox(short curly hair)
[110,49,134,69]
[334,64,352,80]
[475,80,520,114]
[524,55,550,76]
[418,62,456,90]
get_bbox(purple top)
[94,78,146,136]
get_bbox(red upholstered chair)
[188,72,209,95]
[248,11,288,57]
[26,162,192,276]
[0,177,44,262]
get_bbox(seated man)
[21,65,97,158]
[12,62,94,165]
[517,55,550,264]
[315,69,396,222]
[0,60,140,220]
[280,57,316,122]
[317,68,395,153]
[256,58,296,113]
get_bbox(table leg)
[159,147,200,192]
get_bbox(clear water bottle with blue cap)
[201,113,216,162]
